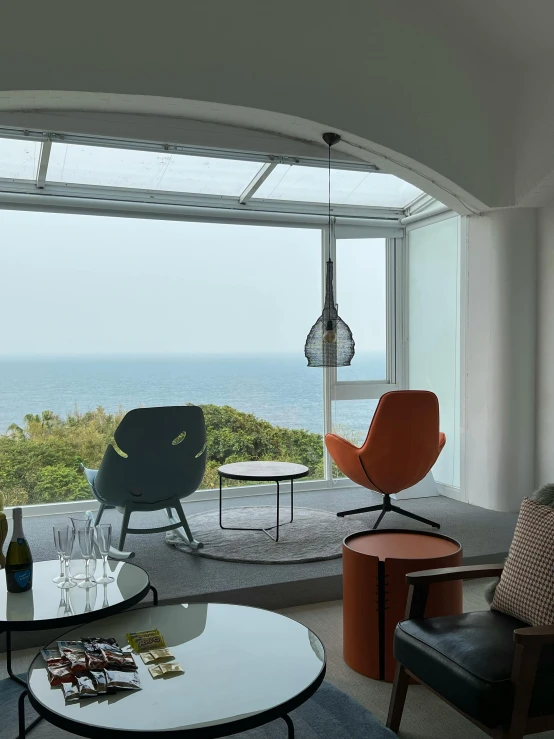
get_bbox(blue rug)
[0,677,394,738]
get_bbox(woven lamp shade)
[305,259,355,367]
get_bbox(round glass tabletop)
[1,560,150,630]
[28,603,326,738]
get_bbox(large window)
[0,212,331,505]
[0,128,410,508]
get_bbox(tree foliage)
[0,406,324,506]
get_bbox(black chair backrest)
[94,406,207,507]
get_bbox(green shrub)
[0,405,324,504]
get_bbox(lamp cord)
[328,141,332,261]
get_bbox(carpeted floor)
[16,487,516,594]
[2,488,517,652]
[0,680,394,739]
[167,506,369,563]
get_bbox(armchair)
[325,390,445,529]
[387,565,554,739]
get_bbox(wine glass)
[95,524,114,584]
[53,525,76,590]
[52,525,67,583]
[69,516,92,581]
[77,526,96,589]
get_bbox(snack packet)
[61,648,88,673]
[148,663,184,679]
[126,629,166,652]
[46,658,73,686]
[82,637,136,670]
[105,670,141,692]
[57,640,85,656]
[41,648,61,661]
[103,648,136,670]
[90,670,108,694]
[76,675,97,698]
[140,648,174,664]
[61,681,79,704]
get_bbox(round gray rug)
[165,506,367,563]
[2,679,394,739]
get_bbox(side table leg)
[290,478,294,523]
[18,690,28,739]
[150,584,159,606]
[6,631,26,687]
[282,714,295,738]
[16,689,42,739]
[275,480,280,542]
[219,475,223,529]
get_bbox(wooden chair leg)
[506,643,541,739]
[387,663,410,732]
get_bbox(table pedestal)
[343,529,463,682]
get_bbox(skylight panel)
[254,164,423,207]
[0,138,41,180]
[47,144,263,196]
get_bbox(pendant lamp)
[304,133,355,367]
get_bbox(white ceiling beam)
[35,140,52,189]
[239,162,278,204]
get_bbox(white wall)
[464,209,537,511]
[536,201,554,484]
[407,215,461,491]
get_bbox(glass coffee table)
[23,603,326,739]
[1,559,154,686]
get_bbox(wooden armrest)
[404,565,504,620]
[406,564,504,585]
[514,625,554,646]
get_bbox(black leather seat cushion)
[395,610,554,729]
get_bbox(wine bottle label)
[17,538,25,545]
[13,570,31,588]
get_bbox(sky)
[0,209,387,356]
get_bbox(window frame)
[0,127,408,514]
[323,230,404,482]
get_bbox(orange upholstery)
[326,390,445,496]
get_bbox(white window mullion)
[322,224,336,481]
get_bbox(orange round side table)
[343,529,463,682]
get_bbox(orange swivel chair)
[325,390,446,529]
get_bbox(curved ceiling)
[0,93,484,214]
[1,0,553,209]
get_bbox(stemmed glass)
[77,526,96,589]
[53,525,76,589]
[53,525,67,583]
[95,524,114,584]
[69,517,92,581]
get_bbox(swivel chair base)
[337,494,440,530]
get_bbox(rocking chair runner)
[81,406,207,551]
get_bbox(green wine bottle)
[5,507,33,593]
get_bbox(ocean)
[0,352,385,437]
